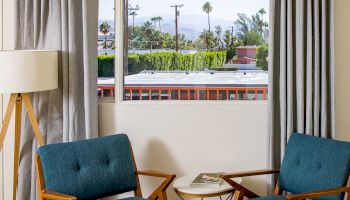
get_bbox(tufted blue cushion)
[278,133,350,200]
[251,195,285,200]
[37,134,138,200]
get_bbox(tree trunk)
[104,35,107,49]
[132,16,135,39]
[207,13,211,32]
[206,35,209,50]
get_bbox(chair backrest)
[279,133,350,200]
[37,134,138,200]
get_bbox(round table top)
[173,175,242,196]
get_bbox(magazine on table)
[190,172,225,188]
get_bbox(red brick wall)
[236,47,257,58]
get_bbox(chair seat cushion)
[279,133,350,200]
[37,134,138,199]
[121,197,147,200]
[250,195,285,200]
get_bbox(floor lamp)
[0,50,58,200]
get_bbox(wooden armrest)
[40,189,77,200]
[222,169,279,199]
[223,169,280,179]
[286,187,349,200]
[138,170,176,200]
[138,170,176,179]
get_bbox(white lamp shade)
[0,50,58,93]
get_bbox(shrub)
[98,54,115,77]
[128,51,226,73]
[256,44,269,71]
[98,51,227,76]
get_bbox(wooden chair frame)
[36,142,176,200]
[222,169,350,200]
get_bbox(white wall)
[335,0,350,142]
[100,102,269,199]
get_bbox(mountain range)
[99,15,235,41]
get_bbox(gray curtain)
[268,0,335,190]
[14,0,98,199]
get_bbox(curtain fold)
[14,0,98,199]
[268,0,335,192]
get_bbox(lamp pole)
[170,4,183,52]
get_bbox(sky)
[99,0,269,21]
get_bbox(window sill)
[99,97,268,106]
[98,97,116,104]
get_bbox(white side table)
[173,175,242,200]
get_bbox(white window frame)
[112,0,268,106]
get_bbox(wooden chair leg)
[345,175,350,200]
[134,186,142,198]
[233,190,245,200]
[38,192,45,200]
[274,183,283,196]
[158,191,168,200]
[36,155,46,200]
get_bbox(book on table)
[190,173,225,188]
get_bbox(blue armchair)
[35,134,176,200]
[223,133,350,200]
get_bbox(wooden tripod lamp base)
[0,93,45,200]
[0,50,58,200]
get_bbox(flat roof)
[236,45,258,49]
[98,71,268,87]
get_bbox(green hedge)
[98,51,226,77]
[98,54,115,77]
[129,51,226,73]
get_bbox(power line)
[170,4,183,52]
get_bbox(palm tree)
[258,8,266,22]
[99,21,111,49]
[151,17,158,29]
[199,30,214,50]
[202,1,213,32]
[129,11,138,31]
[214,25,222,48]
[156,16,163,32]
[142,21,154,41]
[258,8,267,38]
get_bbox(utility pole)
[170,4,183,52]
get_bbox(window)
[98,0,269,101]
[98,0,115,98]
